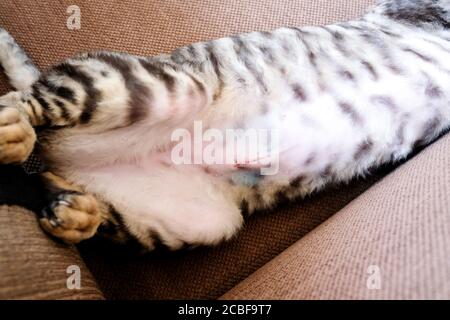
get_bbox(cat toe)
[0,106,35,164]
[39,192,102,243]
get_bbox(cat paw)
[40,192,102,244]
[0,106,35,164]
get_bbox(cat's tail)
[0,27,40,91]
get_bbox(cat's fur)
[1,0,450,251]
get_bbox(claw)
[49,218,60,228]
[57,199,71,207]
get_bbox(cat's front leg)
[0,94,101,243]
[39,172,103,243]
[0,96,36,164]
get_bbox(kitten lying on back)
[1,0,450,251]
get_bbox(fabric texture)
[222,134,450,300]
[0,205,103,300]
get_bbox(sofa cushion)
[0,205,103,299]
[222,133,450,300]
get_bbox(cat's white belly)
[50,71,449,191]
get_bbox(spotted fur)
[1,0,450,250]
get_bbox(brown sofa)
[1,0,449,300]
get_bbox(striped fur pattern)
[1,0,450,250]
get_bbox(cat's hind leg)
[39,172,103,243]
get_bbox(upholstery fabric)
[222,133,450,300]
[0,206,103,300]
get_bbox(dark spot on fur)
[338,102,363,125]
[361,60,378,80]
[339,70,355,81]
[291,83,307,102]
[354,139,374,161]
[281,40,292,55]
[290,175,306,188]
[187,73,206,95]
[395,120,407,146]
[258,45,276,63]
[320,164,333,178]
[389,64,404,75]
[402,48,435,63]
[425,80,443,98]
[239,199,250,216]
[370,95,399,112]
[308,51,318,68]
[415,116,441,147]
[260,31,273,38]
[304,153,316,166]
[323,27,351,57]
[379,28,401,38]
[331,30,344,41]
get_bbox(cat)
[1,0,450,251]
